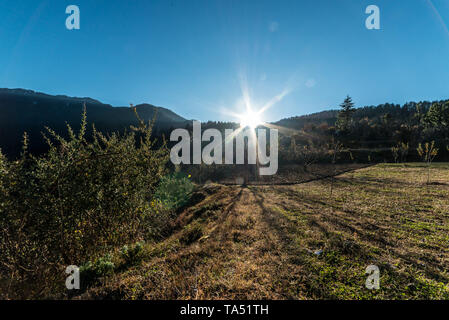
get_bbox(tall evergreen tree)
[336,95,356,132]
[425,102,449,128]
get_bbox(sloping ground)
[82,163,449,299]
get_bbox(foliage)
[391,142,409,163]
[79,253,115,287]
[274,98,449,163]
[424,101,449,128]
[336,95,356,132]
[154,171,194,209]
[120,241,146,266]
[417,141,439,163]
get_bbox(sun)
[239,109,262,129]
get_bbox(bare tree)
[328,138,343,196]
[399,142,409,163]
[391,145,400,163]
[391,142,409,163]
[297,145,319,172]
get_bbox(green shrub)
[0,107,171,298]
[120,241,146,266]
[154,171,194,210]
[80,253,115,287]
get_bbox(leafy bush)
[80,253,115,287]
[0,107,171,298]
[154,171,194,209]
[391,142,409,163]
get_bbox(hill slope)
[0,88,187,157]
[274,99,448,130]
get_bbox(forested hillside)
[274,97,449,162]
[0,89,187,158]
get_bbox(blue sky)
[1,0,449,122]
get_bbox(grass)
[77,163,449,300]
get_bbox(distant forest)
[1,89,448,163]
[194,97,449,163]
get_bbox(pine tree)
[425,102,449,128]
[336,95,356,132]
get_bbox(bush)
[120,241,146,266]
[0,108,171,298]
[79,253,115,287]
[154,171,194,210]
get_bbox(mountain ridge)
[1,88,448,158]
[0,88,187,157]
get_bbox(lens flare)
[239,109,262,129]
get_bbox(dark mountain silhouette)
[0,88,187,158]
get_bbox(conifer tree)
[336,95,356,132]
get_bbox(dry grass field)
[81,163,449,300]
